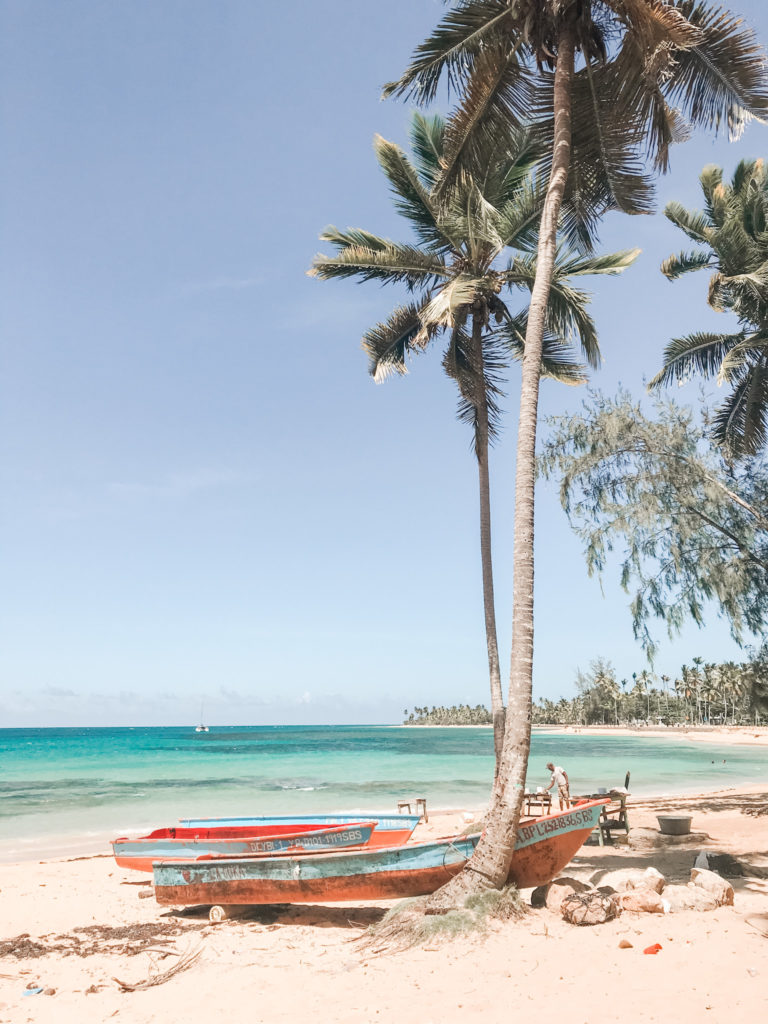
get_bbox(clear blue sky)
[2,1,768,727]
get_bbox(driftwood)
[112,942,203,992]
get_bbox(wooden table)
[523,792,552,816]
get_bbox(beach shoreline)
[401,722,768,747]
[1,782,766,1024]
[534,724,768,746]
[5,778,768,866]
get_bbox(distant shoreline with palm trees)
[400,719,768,745]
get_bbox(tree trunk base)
[423,864,500,913]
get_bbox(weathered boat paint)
[177,813,422,849]
[112,822,376,873]
[154,801,607,906]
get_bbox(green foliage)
[743,642,768,715]
[532,650,767,726]
[652,159,768,456]
[539,390,768,658]
[404,704,493,726]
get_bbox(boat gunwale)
[152,800,609,871]
[112,820,378,847]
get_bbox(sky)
[2,0,768,727]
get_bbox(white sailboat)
[195,699,209,733]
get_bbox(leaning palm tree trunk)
[427,21,577,904]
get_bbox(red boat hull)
[113,822,376,873]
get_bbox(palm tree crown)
[310,113,636,405]
[652,159,768,456]
[385,1,768,244]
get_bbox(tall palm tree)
[309,113,637,772]
[385,1,767,899]
[651,160,768,455]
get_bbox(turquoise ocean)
[2,725,767,861]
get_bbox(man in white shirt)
[545,762,571,810]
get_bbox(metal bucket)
[657,814,692,836]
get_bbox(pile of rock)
[532,863,734,925]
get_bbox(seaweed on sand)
[0,922,207,960]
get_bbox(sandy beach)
[536,725,768,747]
[1,784,766,1024]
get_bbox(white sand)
[1,786,767,1024]
[536,725,768,747]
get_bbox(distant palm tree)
[652,160,768,455]
[310,112,635,771]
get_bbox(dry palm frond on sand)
[113,941,203,992]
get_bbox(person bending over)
[545,762,571,810]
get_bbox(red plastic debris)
[643,943,663,955]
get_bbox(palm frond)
[471,127,540,211]
[459,181,504,263]
[362,302,428,382]
[310,237,449,290]
[552,248,642,278]
[617,0,706,48]
[731,157,761,197]
[739,359,768,454]
[318,226,392,252]
[699,162,725,220]
[543,280,601,370]
[496,313,587,384]
[607,28,692,172]
[649,329,747,388]
[660,248,712,279]
[443,321,506,447]
[718,336,768,383]
[664,0,768,139]
[664,200,714,242]
[495,174,546,252]
[437,42,534,195]
[502,248,637,369]
[372,134,461,254]
[420,275,488,329]
[382,0,516,103]
[409,112,446,189]
[710,361,768,456]
[532,63,656,243]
